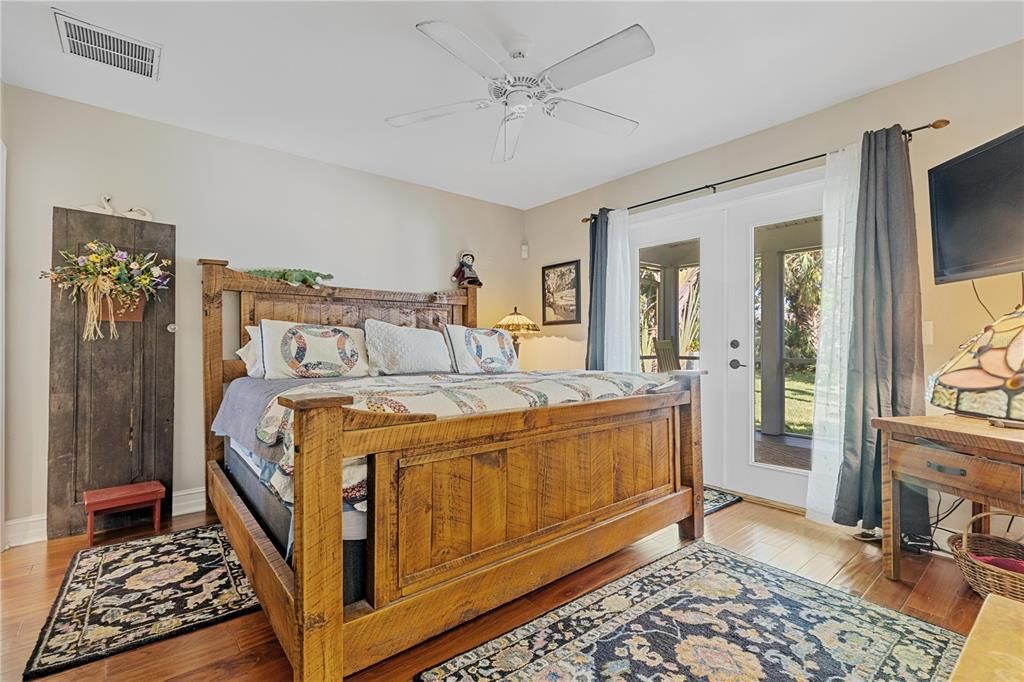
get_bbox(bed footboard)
[270,374,703,679]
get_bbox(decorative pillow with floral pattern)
[444,324,519,374]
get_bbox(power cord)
[971,279,995,322]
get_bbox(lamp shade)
[928,305,1024,420]
[493,307,540,335]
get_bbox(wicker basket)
[947,512,1024,602]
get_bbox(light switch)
[922,320,934,346]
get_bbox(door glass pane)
[638,239,700,371]
[752,218,822,471]
[677,263,700,369]
[783,249,822,436]
[639,264,661,372]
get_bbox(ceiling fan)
[385,21,655,163]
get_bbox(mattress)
[228,439,367,542]
[224,444,292,552]
[225,441,366,604]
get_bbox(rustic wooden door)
[47,207,176,538]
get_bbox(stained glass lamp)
[928,305,1024,421]
[493,307,540,355]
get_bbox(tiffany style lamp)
[928,305,1024,423]
[493,307,540,355]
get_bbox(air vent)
[53,9,161,80]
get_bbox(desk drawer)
[890,440,1023,504]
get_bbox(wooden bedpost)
[461,283,479,327]
[200,259,229,514]
[280,395,350,682]
[674,371,704,540]
[200,259,228,467]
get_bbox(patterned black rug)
[704,486,742,515]
[416,542,964,681]
[24,524,259,679]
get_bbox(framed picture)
[541,259,581,325]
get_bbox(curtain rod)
[579,119,950,223]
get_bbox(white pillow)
[365,319,452,375]
[236,325,265,378]
[444,324,519,374]
[259,319,370,380]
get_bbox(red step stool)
[83,481,166,546]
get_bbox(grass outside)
[754,365,816,436]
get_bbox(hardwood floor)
[1,501,982,681]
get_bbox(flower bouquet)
[41,241,173,341]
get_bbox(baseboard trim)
[717,487,806,516]
[3,514,46,549]
[171,486,206,516]
[3,486,208,549]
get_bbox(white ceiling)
[3,2,1021,209]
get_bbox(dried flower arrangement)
[40,241,173,340]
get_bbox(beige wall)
[517,41,1024,374]
[1,85,525,522]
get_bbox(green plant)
[678,266,701,354]
[783,250,822,359]
[639,265,661,361]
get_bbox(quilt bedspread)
[256,370,670,504]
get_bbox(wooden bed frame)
[199,259,704,680]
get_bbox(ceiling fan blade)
[543,98,638,136]
[492,108,526,163]
[385,99,492,127]
[539,24,654,93]
[416,20,509,81]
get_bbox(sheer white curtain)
[603,208,635,371]
[806,144,860,524]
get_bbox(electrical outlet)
[922,320,934,345]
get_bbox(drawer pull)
[927,460,966,477]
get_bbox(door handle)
[729,359,747,369]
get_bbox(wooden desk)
[874,415,1024,580]
[950,594,1024,681]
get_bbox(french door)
[630,168,824,508]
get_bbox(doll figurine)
[451,251,483,287]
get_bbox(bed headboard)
[199,259,477,464]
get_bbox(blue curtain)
[833,125,929,537]
[585,208,610,370]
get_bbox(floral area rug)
[417,542,964,681]
[704,486,742,515]
[24,524,259,679]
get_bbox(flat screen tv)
[929,126,1024,284]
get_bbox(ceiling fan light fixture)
[388,21,655,160]
[506,90,533,114]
